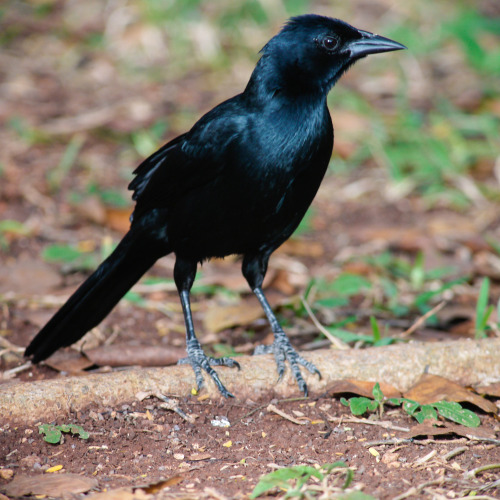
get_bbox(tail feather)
[25,230,169,363]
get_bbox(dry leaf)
[203,302,263,332]
[0,254,60,294]
[45,464,63,473]
[142,475,184,493]
[188,453,212,461]
[474,382,500,398]
[86,487,137,500]
[404,373,498,414]
[105,207,132,233]
[327,379,401,399]
[267,269,295,295]
[2,473,97,497]
[408,421,495,440]
[73,195,107,225]
[357,226,427,252]
[278,238,324,257]
[44,350,94,374]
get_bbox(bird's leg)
[175,258,239,397]
[242,254,320,396]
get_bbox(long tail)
[25,228,169,363]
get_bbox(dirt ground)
[1,1,500,498]
[1,393,500,499]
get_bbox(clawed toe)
[253,331,321,395]
[178,341,238,397]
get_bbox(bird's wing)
[128,97,248,221]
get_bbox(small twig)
[465,463,500,479]
[267,403,307,425]
[454,496,499,500]
[159,398,196,423]
[103,326,122,346]
[0,336,25,353]
[466,436,500,445]
[393,478,448,500]
[327,414,410,432]
[401,300,446,337]
[443,446,468,461]
[136,390,196,423]
[300,296,349,350]
[362,438,413,447]
[478,479,500,493]
[413,449,437,465]
[239,397,308,423]
[317,411,333,439]
[2,362,32,380]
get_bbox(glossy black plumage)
[26,15,405,396]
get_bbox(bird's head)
[248,14,406,99]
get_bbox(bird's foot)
[254,331,321,396]
[178,339,240,398]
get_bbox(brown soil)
[1,394,499,499]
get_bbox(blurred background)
[1,0,500,366]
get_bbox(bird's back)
[165,95,334,260]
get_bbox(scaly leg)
[242,253,320,396]
[175,257,239,397]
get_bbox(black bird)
[26,15,405,397]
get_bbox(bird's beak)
[346,30,407,59]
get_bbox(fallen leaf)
[203,301,263,332]
[0,253,61,294]
[73,195,107,225]
[45,465,63,473]
[44,350,94,374]
[267,269,295,295]
[188,453,212,461]
[141,475,183,493]
[473,251,500,280]
[278,238,324,257]
[105,207,132,233]
[357,226,427,252]
[474,382,500,398]
[404,373,498,414]
[2,474,97,497]
[407,421,495,440]
[86,487,136,500]
[327,379,401,399]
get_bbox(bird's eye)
[322,35,338,51]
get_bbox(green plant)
[340,382,385,419]
[341,383,480,428]
[250,461,370,499]
[475,277,494,339]
[38,424,89,444]
[46,134,85,192]
[0,219,31,249]
[42,243,98,271]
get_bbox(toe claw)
[180,343,239,397]
[253,331,320,394]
